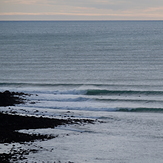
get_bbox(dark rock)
[0,90,28,106]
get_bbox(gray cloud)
[1,0,163,20]
[47,0,163,10]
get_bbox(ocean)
[0,21,163,162]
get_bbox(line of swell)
[95,98,163,103]
[86,89,163,96]
[0,83,83,87]
[117,108,163,112]
[2,82,162,88]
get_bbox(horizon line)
[0,20,163,22]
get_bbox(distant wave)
[86,89,163,96]
[32,97,90,102]
[95,98,163,103]
[0,82,83,87]
[20,105,163,113]
[41,89,163,96]
[1,82,163,88]
[118,108,163,112]
[1,83,163,97]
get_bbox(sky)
[0,0,163,20]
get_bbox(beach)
[0,91,94,162]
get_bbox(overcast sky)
[1,0,163,20]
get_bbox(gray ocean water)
[1,21,163,162]
[1,21,163,112]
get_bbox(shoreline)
[0,91,95,162]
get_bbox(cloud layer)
[1,0,163,20]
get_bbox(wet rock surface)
[0,90,28,107]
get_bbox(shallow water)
[15,112,163,163]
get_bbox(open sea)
[1,21,163,163]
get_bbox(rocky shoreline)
[0,91,94,162]
[0,91,28,107]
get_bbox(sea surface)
[1,21,163,162]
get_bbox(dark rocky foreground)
[0,90,28,107]
[0,91,94,163]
